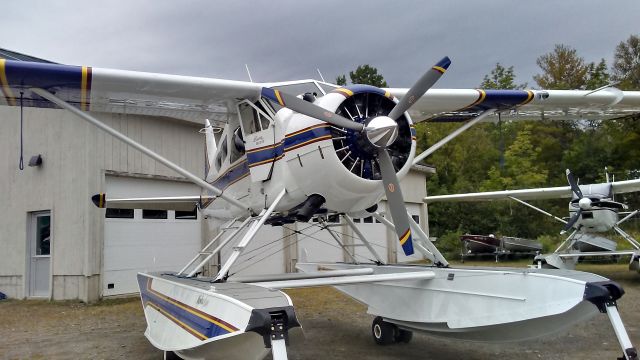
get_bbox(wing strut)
[31,87,250,214]
[412,108,496,165]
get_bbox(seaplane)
[425,168,640,271]
[2,56,640,360]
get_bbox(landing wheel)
[372,316,396,345]
[395,329,413,343]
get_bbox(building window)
[106,208,134,219]
[353,218,361,223]
[176,209,198,220]
[412,215,420,224]
[143,209,167,219]
[363,216,373,223]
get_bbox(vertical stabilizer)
[204,119,217,181]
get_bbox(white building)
[0,50,433,301]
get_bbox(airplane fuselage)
[201,85,416,220]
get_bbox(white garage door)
[103,176,201,296]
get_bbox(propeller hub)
[578,197,592,210]
[365,116,398,148]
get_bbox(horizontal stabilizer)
[90,193,200,211]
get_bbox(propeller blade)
[387,57,451,121]
[261,87,364,131]
[377,149,414,256]
[561,208,582,234]
[565,169,583,199]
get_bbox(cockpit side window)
[238,100,274,136]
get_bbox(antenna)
[245,64,254,83]
[316,68,326,82]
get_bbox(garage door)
[103,176,201,296]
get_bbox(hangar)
[0,49,433,301]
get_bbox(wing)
[612,179,640,195]
[91,193,202,211]
[386,88,640,123]
[0,59,262,124]
[424,186,573,203]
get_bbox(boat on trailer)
[460,234,502,253]
[502,236,543,253]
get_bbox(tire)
[395,329,413,343]
[372,316,396,345]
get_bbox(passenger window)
[229,127,245,163]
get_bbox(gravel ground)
[1,263,639,360]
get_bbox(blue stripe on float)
[137,276,236,340]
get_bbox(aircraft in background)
[2,56,640,360]
[425,169,640,270]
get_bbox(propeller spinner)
[261,57,451,255]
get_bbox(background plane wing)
[91,194,202,211]
[0,59,262,124]
[612,179,640,194]
[424,186,573,203]
[424,178,640,203]
[386,88,640,123]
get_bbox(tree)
[612,34,640,90]
[585,59,610,90]
[533,44,589,89]
[336,64,387,87]
[480,63,527,89]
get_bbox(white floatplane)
[2,56,640,359]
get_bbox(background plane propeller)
[262,57,452,255]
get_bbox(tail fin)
[203,119,217,181]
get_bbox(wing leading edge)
[0,59,262,123]
[387,88,640,123]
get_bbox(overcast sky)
[2,1,639,88]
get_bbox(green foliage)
[585,59,611,90]
[435,230,464,259]
[425,35,640,250]
[480,63,527,89]
[613,34,640,90]
[537,234,564,253]
[534,44,589,89]
[336,65,387,87]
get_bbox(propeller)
[562,169,587,234]
[262,57,451,255]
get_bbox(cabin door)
[238,100,278,182]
